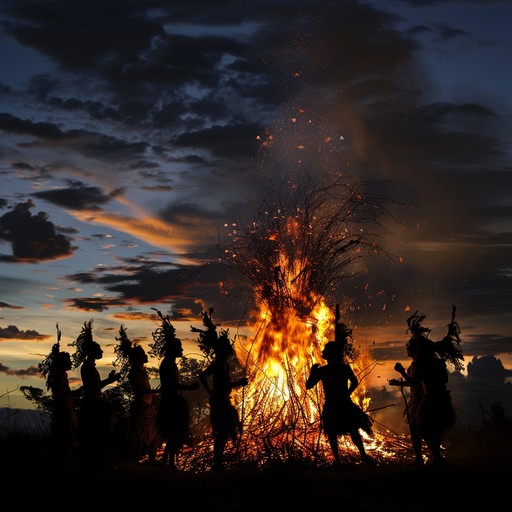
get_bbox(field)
[2,407,510,511]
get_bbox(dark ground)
[3,407,510,511]
[94,461,508,511]
[6,452,509,511]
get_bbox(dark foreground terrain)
[5,447,509,512]
[76,461,508,511]
[3,407,510,511]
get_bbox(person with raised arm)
[306,319,374,466]
[115,324,161,464]
[150,308,199,469]
[71,319,120,469]
[195,309,248,471]
[389,306,464,467]
[40,324,80,470]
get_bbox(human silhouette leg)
[349,430,374,464]
[422,430,446,466]
[328,432,341,465]
[161,437,177,468]
[167,442,180,469]
[161,439,170,465]
[147,441,157,464]
[213,433,228,470]
[408,423,425,465]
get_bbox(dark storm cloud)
[67,262,209,303]
[467,354,512,380]
[0,112,71,139]
[64,256,250,322]
[0,362,40,377]
[128,160,160,171]
[0,301,23,310]
[173,123,262,161]
[0,0,510,353]
[463,333,512,358]
[0,324,47,340]
[0,0,279,128]
[0,113,149,161]
[31,180,113,210]
[0,199,76,262]
[11,161,35,171]
[64,297,131,312]
[0,0,163,70]
[430,23,470,42]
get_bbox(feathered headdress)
[113,324,134,380]
[39,323,62,389]
[149,307,180,359]
[69,319,95,368]
[406,311,431,339]
[406,306,464,372]
[435,304,464,372]
[191,308,231,358]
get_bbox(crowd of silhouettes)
[37,304,463,472]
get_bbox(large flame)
[222,232,382,466]
[176,186,411,469]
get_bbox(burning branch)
[221,178,397,316]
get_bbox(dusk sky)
[1,0,511,423]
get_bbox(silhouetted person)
[199,328,248,471]
[126,343,161,463]
[306,333,374,466]
[73,320,120,470]
[389,307,464,467]
[157,334,199,469]
[41,333,79,470]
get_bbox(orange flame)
[232,243,372,438]
[174,210,410,469]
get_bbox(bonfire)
[175,178,410,471]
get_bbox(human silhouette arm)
[199,366,213,395]
[389,362,412,387]
[306,363,321,389]
[347,365,359,395]
[101,369,120,389]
